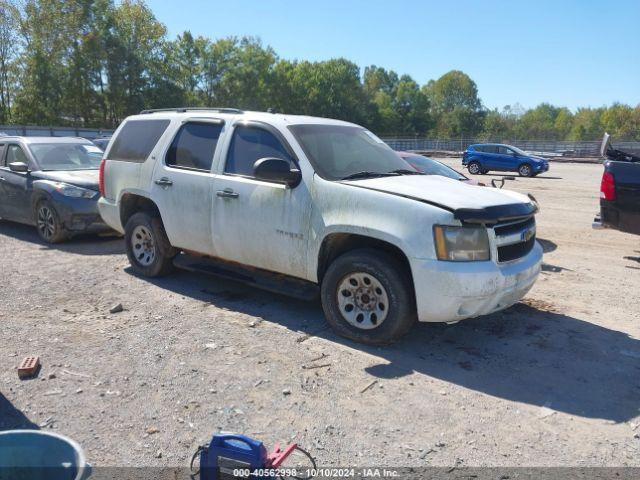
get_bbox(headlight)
[433,225,490,261]
[53,182,98,199]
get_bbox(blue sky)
[145,0,639,111]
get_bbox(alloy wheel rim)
[131,225,156,267]
[37,206,55,240]
[337,272,389,330]
[521,165,530,175]
[469,163,480,174]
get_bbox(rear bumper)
[409,243,542,323]
[598,201,640,235]
[97,197,124,234]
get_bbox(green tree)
[0,0,20,123]
[425,70,483,137]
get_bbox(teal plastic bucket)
[0,430,91,480]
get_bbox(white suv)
[98,108,542,344]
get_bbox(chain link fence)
[3,125,639,158]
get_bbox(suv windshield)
[508,145,527,156]
[29,143,103,171]
[289,124,411,180]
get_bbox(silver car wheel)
[519,164,531,176]
[337,272,389,330]
[468,163,481,174]
[131,225,156,267]
[37,205,56,240]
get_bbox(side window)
[498,146,512,155]
[485,145,499,154]
[6,145,28,165]
[0,144,5,166]
[166,122,223,171]
[107,119,170,163]
[474,146,485,153]
[225,126,294,177]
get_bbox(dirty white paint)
[99,109,543,323]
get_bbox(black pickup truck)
[594,133,640,235]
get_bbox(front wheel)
[320,249,416,345]
[518,163,533,177]
[35,200,68,243]
[124,212,176,277]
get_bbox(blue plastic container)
[0,430,91,480]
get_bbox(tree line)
[1,0,639,141]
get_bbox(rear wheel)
[124,212,176,277]
[35,200,68,243]
[518,163,533,177]
[320,249,416,345]
[467,161,482,175]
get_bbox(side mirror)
[253,158,301,187]
[9,162,29,173]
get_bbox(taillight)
[600,171,616,201]
[99,158,106,197]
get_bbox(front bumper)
[52,193,112,234]
[535,162,549,173]
[409,242,542,323]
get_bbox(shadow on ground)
[0,220,123,256]
[0,394,39,431]
[132,267,640,424]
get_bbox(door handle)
[0,176,5,181]
[154,177,173,187]
[216,188,239,199]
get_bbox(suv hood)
[34,170,100,191]
[343,175,536,224]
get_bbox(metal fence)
[3,125,640,158]
[0,125,114,140]
[381,137,640,157]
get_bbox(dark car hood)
[33,170,100,191]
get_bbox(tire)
[124,211,176,277]
[518,163,533,177]
[467,161,482,175]
[320,248,417,345]
[481,168,489,174]
[35,200,68,243]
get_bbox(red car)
[396,152,483,185]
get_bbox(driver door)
[0,144,32,223]
[211,123,311,279]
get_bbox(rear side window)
[484,145,499,154]
[0,144,5,166]
[225,126,294,176]
[166,122,223,171]
[107,119,170,163]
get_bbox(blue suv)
[462,144,549,177]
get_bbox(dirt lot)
[1,159,639,468]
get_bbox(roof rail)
[139,107,244,115]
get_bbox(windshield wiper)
[388,169,424,175]
[341,171,398,180]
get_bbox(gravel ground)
[1,159,639,468]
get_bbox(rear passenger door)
[483,145,502,169]
[151,119,224,255]
[211,122,311,279]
